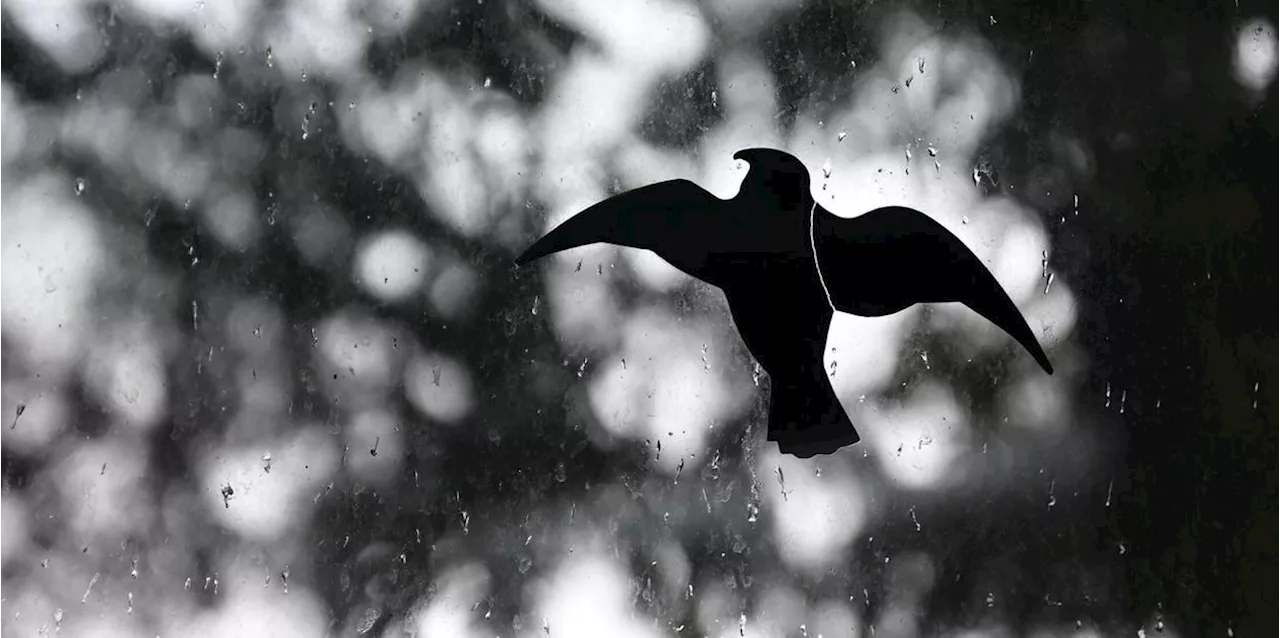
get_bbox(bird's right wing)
[814,205,1053,374]
[515,179,723,266]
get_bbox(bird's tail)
[764,368,860,458]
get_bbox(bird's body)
[516,148,1052,458]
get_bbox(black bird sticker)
[516,147,1053,458]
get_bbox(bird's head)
[732,148,812,209]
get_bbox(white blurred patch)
[82,318,170,432]
[420,100,494,238]
[201,427,339,542]
[345,408,404,487]
[60,100,136,166]
[624,247,691,293]
[2,83,30,166]
[409,562,493,638]
[1025,276,1078,351]
[586,308,751,474]
[1233,18,1278,92]
[1003,373,1070,436]
[126,125,213,204]
[353,229,433,303]
[523,553,663,638]
[317,311,400,396]
[188,0,261,54]
[341,69,440,167]
[825,310,918,403]
[991,217,1049,306]
[1,494,31,565]
[861,382,971,490]
[51,616,146,638]
[537,0,709,75]
[748,584,807,638]
[404,350,475,425]
[267,0,369,81]
[810,598,862,638]
[540,54,652,160]
[544,243,626,351]
[1,382,69,454]
[473,102,532,180]
[4,0,106,73]
[1,172,104,377]
[428,259,481,320]
[55,438,153,541]
[203,185,262,252]
[763,450,869,573]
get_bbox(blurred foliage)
[1,0,1275,637]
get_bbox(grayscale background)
[1,1,1276,637]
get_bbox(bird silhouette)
[515,147,1053,458]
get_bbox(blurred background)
[1,0,1275,636]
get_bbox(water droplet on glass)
[1044,272,1055,294]
[576,358,588,379]
[1105,383,1112,408]
[213,52,223,79]
[531,295,539,315]
[746,502,759,523]
[711,89,718,108]
[184,577,192,591]
[910,507,921,531]
[483,76,492,88]
[82,571,100,603]
[74,178,86,195]
[905,146,912,161]
[752,362,761,386]
[554,462,567,483]
[985,592,996,607]
[822,159,832,178]
[265,46,274,68]
[837,130,847,142]
[356,607,382,635]
[927,145,938,157]
[281,565,290,594]
[962,215,969,224]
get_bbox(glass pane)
[2,2,1275,638]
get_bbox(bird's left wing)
[814,205,1053,374]
[515,179,723,266]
